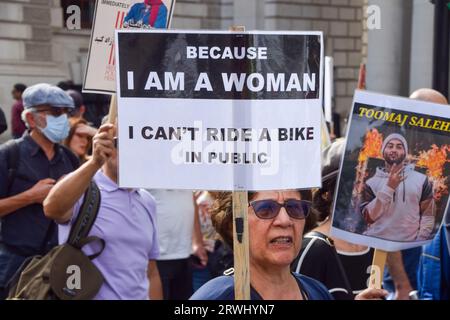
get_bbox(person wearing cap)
[0,83,79,299]
[65,89,86,120]
[292,138,375,300]
[360,132,435,241]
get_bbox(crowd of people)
[0,82,449,300]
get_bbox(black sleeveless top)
[292,231,373,300]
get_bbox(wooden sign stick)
[107,94,117,125]
[368,249,387,289]
[232,191,250,300]
[229,25,250,300]
[357,63,366,90]
[357,62,388,291]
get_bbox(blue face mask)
[39,114,70,143]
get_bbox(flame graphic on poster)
[416,144,450,201]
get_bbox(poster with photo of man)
[83,0,176,94]
[331,90,450,251]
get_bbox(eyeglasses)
[31,107,70,117]
[249,199,311,220]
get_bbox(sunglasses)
[249,199,311,220]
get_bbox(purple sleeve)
[148,226,160,260]
[144,191,159,260]
[57,194,84,227]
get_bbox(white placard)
[115,30,324,191]
[83,0,175,94]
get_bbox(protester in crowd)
[191,191,217,291]
[64,118,96,164]
[123,0,167,29]
[66,89,87,120]
[56,80,74,91]
[0,83,79,299]
[384,88,449,300]
[292,138,374,300]
[61,82,106,128]
[148,189,207,299]
[190,190,387,300]
[192,191,237,292]
[0,106,7,135]
[44,123,163,300]
[417,207,450,300]
[10,83,27,139]
[409,88,448,105]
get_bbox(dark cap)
[66,89,84,109]
[322,138,345,183]
[23,83,74,109]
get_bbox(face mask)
[39,114,70,143]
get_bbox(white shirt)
[148,189,195,260]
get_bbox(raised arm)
[386,251,413,300]
[44,124,114,223]
[0,178,55,218]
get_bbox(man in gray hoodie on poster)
[361,133,435,241]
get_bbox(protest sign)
[114,30,323,191]
[331,90,450,251]
[83,0,175,94]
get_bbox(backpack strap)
[77,236,106,260]
[0,139,20,194]
[67,181,101,249]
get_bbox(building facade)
[0,0,444,142]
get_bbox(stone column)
[233,0,264,29]
[409,0,434,93]
[366,0,412,96]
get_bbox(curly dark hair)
[310,178,337,223]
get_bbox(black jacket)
[0,107,7,135]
